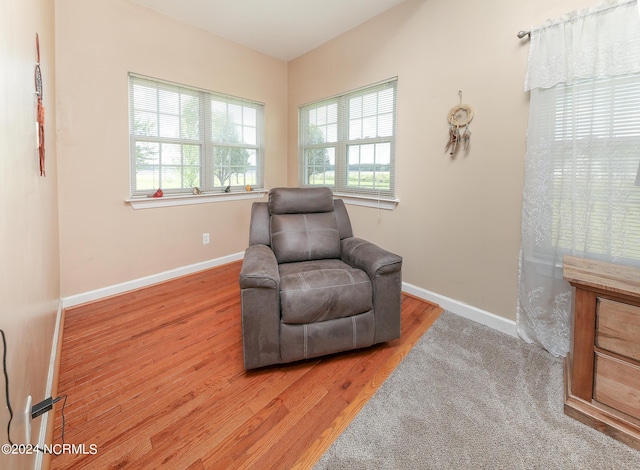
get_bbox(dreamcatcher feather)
[35,33,45,176]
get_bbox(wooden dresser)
[563,255,640,449]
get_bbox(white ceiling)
[129,0,407,61]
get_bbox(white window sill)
[335,193,399,210]
[125,190,267,210]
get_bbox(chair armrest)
[341,237,402,278]
[341,237,402,344]
[239,244,281,369]
[239,244,279,290]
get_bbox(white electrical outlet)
[202,233,210,245]
[25,395,32,444]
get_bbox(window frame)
[128,73,265,201]
[298,78,398,207]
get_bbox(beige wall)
[0,0,59,468]
[288,0,596,322]
[56,0,288,297]
[54,0,600,314]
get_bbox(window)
[129,74,264,198]
[298,79,397,201]
[538,73,640,262]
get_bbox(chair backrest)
[248,187,354,263]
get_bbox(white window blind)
[299,79,397,199]
[537,73,640,263]
[129,74,264,197]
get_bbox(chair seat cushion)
[279,260,373,324]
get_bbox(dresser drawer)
[594,353,640,421]
[596,298,640,362]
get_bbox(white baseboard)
[60,258,518,338]
[402,282,517,338]
[59,256,518,339]
[34,299,63,470]
[60,257,518,336]
[61,252,244,309]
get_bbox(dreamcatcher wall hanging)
[444,91,473,157]
[35,33,45,176]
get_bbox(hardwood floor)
[49,261,442,469]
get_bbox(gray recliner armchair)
[239,187,402,370]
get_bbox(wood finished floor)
[49,261,442,469]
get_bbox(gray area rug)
[315,311,640,469]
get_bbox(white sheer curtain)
[517,0,640,356]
